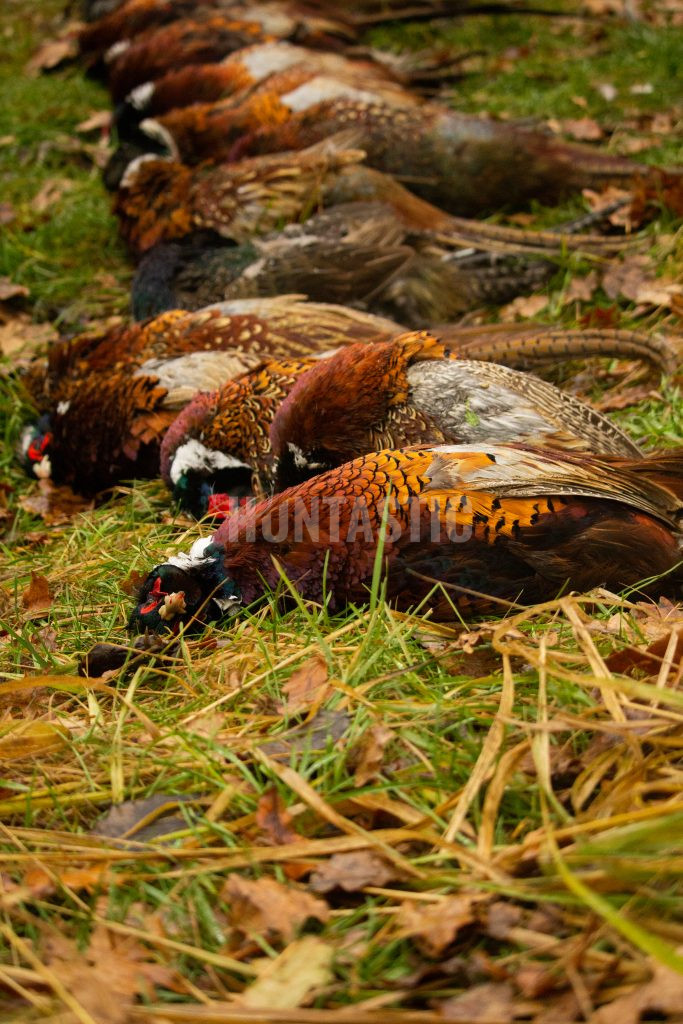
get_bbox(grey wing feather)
[407,360,641,458]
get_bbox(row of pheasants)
[21,0,683,636]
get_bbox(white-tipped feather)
[105,39,130,63]
[140,118,179,159]
[120,152,171,190]
[127,81,155,110]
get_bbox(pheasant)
[80,3,355,65]
[270,332,643,491]
[114,137,461,254]
[102,6,417,104]
[19,299,399,495]
[81,0,476,67]
[129,442,683,632]
[103,15,275,102]
[239,97,679,217]
[129,199,629,322]
[160,356,315,515]
[114,39,464,141]
[114,136,643,256]
[159,327,676,520]
[130,70,421,167]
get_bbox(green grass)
[1,1,683,1019]
[0,0,129,324]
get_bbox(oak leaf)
[397,894,478,956]
[500,294,549,321]
[280,654,332,714]
[43,924,159,1024]
[256,787,300,845]
[223,875,329,942]
[21,571,52,617]
[309,850,408,894]
[441,981,514,1022]
[592,957,683,1024]
[24,36,78,76]
[351,722,394,786]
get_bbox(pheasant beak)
[33,455,52,480]
[159,591,187,621]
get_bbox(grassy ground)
[1,1,683,1021]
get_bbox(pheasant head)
[160,389,254,518]
[130,538,241,633]
[115,156,194,254]
[271,332,448,488]
[20,417,53,480]
[161,358,315,516]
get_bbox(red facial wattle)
[139,575,168,616]
[28,432,52,463]
[207,492,249,520]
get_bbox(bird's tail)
[433,326,679,374]
[614,450,683,502]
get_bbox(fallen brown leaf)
[21,571,52,617]
[256,787,300,846]
[309,850,408,894]
[441,981,514,1022]
[0,277,26,302]
[562,271,599,305]
[533,990,581,1023]
[35,625,58,651]
[549,116,603,141]
[582,186,634,228]
[223,875,329,943]
[351,722,394,787]
[593,383,656,411]
[618,135,660,155]
[484,901,523,940]
[19,478,94,525]
[33,177,74,214]
[605,627,683,677]
[397,894,478,957]
[592,956,683,1024]
[602,254,683,307]
[280,654,332,714]
[627,598,683,643]
[76,110,111,133]
[500,293,549,321]
[24,35,78,76]
[239,936,334,1009]
[631,171,683,223]
[651,112,675,133]
[579,304,620,329]
[24,862,109,898]
[0,312,57,361]
[43,922,171,1023]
